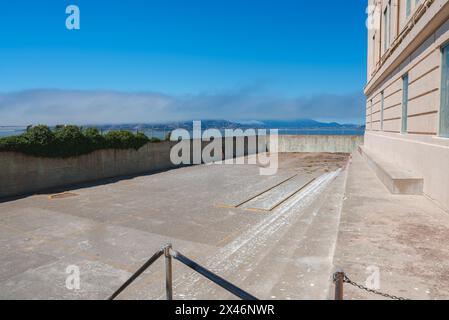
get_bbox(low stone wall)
[273,135,364,153]
[0,142,174,199]
[0,134,362,199]
[0,136,266,199]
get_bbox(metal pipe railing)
[171,250,258,301]
[108,244,258,300]
[108,248,164,300]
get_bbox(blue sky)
[0,1,368,124]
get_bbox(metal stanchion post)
[334,270,345,300]
[165,244,173,300]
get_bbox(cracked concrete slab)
[6,152,448,300]
[0,153,349,300]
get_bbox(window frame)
[401,74,409,134]
[381,91,385,131]
[383,1,392,52]
[406,0,412,18]
[439,42,449,138]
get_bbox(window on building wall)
[372,34,376,70]
[402,74,409,133]
[440,44,449,137]
[406,0,412,17]
[383,7,389,51]
[383,1,392,52]
[381,91,385,131]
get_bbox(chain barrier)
[333,272,411,300]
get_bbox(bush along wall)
[0,125,162,158]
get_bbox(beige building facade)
[365,0,449,210]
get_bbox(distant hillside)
[90,119,365,131]
[0,119,365,139]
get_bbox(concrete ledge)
[0,135,363,200]
[0,136,267,200]
[358,145,424,195]
[274,135,364,153]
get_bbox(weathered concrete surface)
[2,150,448,300]
[364,131,449,212]
[0,134,358,200]
[0,153,348,300]
[0,136,266,200]
[332,152,449,300]
[0,142,177,200]
[168,166,348,300]
[240,174,318,211]
[358,145,424,195]
[274,135,363,153]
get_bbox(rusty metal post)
[334,270,345,300]
[164,244,173,300]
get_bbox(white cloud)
[0,88,365,125]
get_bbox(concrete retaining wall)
[0,134,362,199]
[0,141,176,199]
[0,136,267,199]
[273,135,364,153]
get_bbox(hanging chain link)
[335,273,411,300]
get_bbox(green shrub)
[0,135,28,152]
[54,125,90,157]
[21,125,55,156]
[0,125,153,158]
[23,125,54,144]
[84,127,105,149]
[104,130,149,150]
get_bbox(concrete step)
[358,145,423,195]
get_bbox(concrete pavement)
[0,153,348,299]
[332,152,449,300]
[1,151,448,300]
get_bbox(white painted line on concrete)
[168,169,342,299]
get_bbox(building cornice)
[365,0,449,96]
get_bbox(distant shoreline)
[0,127,364,139]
